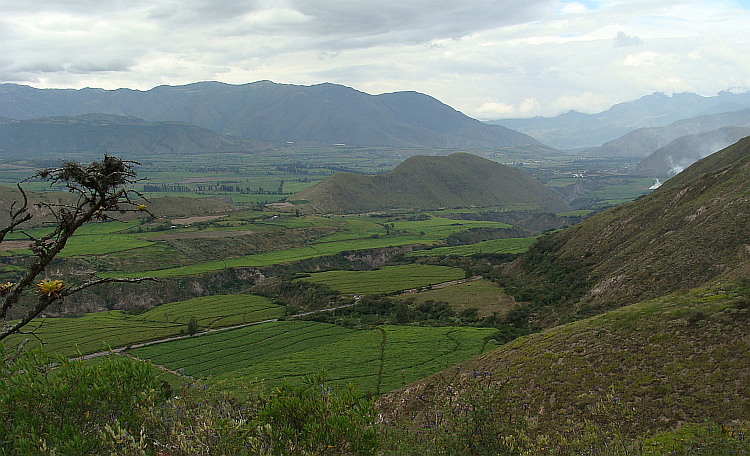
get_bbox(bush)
[0,345,160,455]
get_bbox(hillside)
[291,153,570,214]
[490,91,750,150]
[583,108,750,158]
[0,114,273,158]
[379,283,750,439]
[632,126,750,177]
[0,82,541,149]
[500,136,750,325]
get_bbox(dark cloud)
[613,31,643,47]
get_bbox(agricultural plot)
[127,321,497,394]
[409,236,539,257]
[297,264,466,295]
[2,294,282,357]
[140,294,284,328]
[401,279,516,318]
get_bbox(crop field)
[140,294,284,328]
[409,236,539,257]
[297,264,466,295]
[401,279,516,317]
[127,321,497,394]
[2,294,282,356]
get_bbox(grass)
[382,285,750,438]
[2,294,283,357]
[409,236,538,257]
[297,264,466,295]
[401,279,516,317]
[127,321,497,394]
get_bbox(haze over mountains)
[0,114,274,158]
[490,91,750,151]
[0,82,539,149]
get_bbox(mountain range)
[0,82,540,149]
[632,126,750,177]
[490,91,750,150]
[583,108,750,158]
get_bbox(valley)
[1,83,749,455]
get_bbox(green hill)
[378,283,750,440]
[292,153,570,214]
[501,136,750,325]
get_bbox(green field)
[297,264,466,294]
[401,279,516,317]
[2,294,283,356]
[409,236,539,257]
[127,321,497,394]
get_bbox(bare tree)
[1,155,156,343]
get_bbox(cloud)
[0,0,749,120]
[613,31,643,47]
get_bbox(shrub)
[0,345,160,455]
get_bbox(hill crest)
[292,153,569,214]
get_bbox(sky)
[1,0,749,119]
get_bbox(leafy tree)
[0,155,155,343]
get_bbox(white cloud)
[0,0,749,119]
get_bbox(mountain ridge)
[0,81,541,149]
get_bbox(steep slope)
[0,114,273,158]
[633,126,750,177]
[490,91,750,150]
[583,108,750,158]
[292,153,569,214]
[379,284,750,439]
[0,82,541,149]
[502,136,750,324]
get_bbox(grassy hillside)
[378,282,750,439]
[500,136,750,325]
[293,153,569,214]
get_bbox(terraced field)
[297,264,466,295]
[409,236,539,257]
[127,321,497,394]
[3,294,282,356]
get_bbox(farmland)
[297,264,466,294]
[127,321,498,394]
[2,294,283,356]
[0,148,657,396]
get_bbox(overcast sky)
[2,0,749,119]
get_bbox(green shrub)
[0,345,160,455]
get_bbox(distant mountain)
[0,82,541,149]
[582,108,750,158]
[632,126,750,177]
[292,152,569,214]
[0,114,273,158]
[502,135,750,324]
[488,91,750,150]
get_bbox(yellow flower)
[137,204,147,211]
[37,279,65,296]
[0,282,14,296]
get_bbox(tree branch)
[0,277,158,342]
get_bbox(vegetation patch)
[297,264,466,295]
